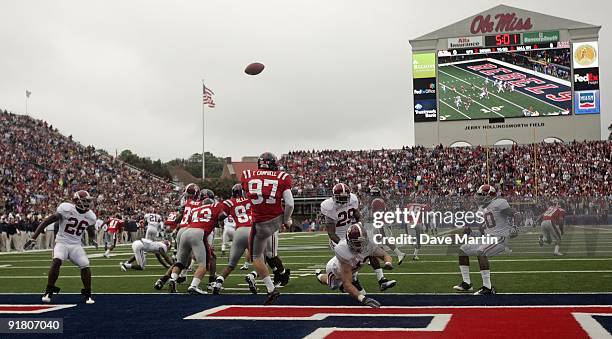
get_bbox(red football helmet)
[346,223,368,252]
[257,152,278,171]
[332,183,350,205]
[73,190,93,211]
[476,184,496,205]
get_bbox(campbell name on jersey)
[55,202,96,245]
[320,193,359,239]
[481,198,512,237]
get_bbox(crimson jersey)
[107,218,124,234]
[222,197,253,229]
[179,198,203,226]
[241,169,292,223]
[186,202,225,233]
[165,212,178,230]
[542,206,566,225]
[406,203,430,225]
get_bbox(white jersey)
[330,238,377,274]
[55,202,96,246]
[224,216,236,230]
[139,238,168,254]
[144,213,163,229]
[480,198,512,237]
[320,193,359,240]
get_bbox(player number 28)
[248,179,278,205]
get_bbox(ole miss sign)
[470,13,533,34]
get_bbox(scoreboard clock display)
[485,33,522,47]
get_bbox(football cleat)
[212,281,223,295]
[412,255,420,261]
[81,289,94,304]
[378,278,397,291]
[553,252,564,256]
[245,274,258,294]
[42,285,60,303]
[453,281,474,292]
[474,286,496,295]
[397,252,406,265]
[154,279,165,290]
[41,294,51,303]
[85,297,95,304]
[279,269,291,287]
[207,282,215,292]
[240,263,250,270]
[264,289,280,305]
[120,262,127,272]
[187,285,207,295]
[538,235,544,247]
[168,279,178,293]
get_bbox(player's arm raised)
[339,259,380,308]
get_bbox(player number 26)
[248,179,278,205]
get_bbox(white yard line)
[439,97,473,119]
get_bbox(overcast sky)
[0,0,610,161]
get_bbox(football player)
[24,190,97,304]
[121,239,173,271]
[315,223,389,308]
[406,200,430,260]
[168,189,227,294]
[241,152,294,305]
[213,184,254,294]
[221,215,236,256]
[144,207,163,240]
[102,214,125,258]
[322,183,396,291]
[538,200,566,256]
[453,184,518,295]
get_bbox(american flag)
[203,85,215,108]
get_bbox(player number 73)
[248,179,278,205]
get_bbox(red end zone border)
[186,305,612,338]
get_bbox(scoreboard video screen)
[436,32,574,121]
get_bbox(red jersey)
[165,212,178,231]
[542,206,566,225]
[107,218,124,234]
[406,203,430,225]
[222,197,253,229]
[241,169,292,223]
[179,198,203,226]
[371,198,387,213]
[186,202,225,233]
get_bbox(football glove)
[23,238,37,251]
[361,297,381,308]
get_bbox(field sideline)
[0,225,610,295]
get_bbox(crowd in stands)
[0,109,179,252]
[281,141,612,199]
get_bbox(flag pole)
[202,80,206,180]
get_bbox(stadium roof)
[410,4,600,42]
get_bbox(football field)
[1,225,611,294]
[438,59,572,121]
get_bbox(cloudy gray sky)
[0,0,610,161]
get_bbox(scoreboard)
[484,33,521,47]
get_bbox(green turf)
[0,226,611,294]
[438,63,569,121]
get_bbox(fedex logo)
[185,305,612,338]
[575,73,599,83]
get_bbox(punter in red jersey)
[241,152,294,305]
[370,187,407,264]
[103,214,125,258]
[168,189,227,294]
[406,201,431,260]
[538,200,566,256]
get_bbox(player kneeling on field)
[315,223,393,308]
[24,190,97,304]
[120,239,173,271]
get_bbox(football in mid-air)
[245,62,265,75]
